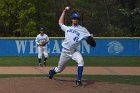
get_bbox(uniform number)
[73,37,79,42]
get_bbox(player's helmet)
[71,12,80,20]
[39,26,46,32]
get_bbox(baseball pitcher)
[49,7,96,86]
[35,26,49,66]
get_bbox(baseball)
[66,7,70,10]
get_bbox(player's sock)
[43,58,47,62]
[43,58,47,66]
[38,58,41,64]
[77,66,83,81]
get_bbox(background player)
[49,7,96,86]
[35,26,49,66]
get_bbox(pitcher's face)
[72,19,79,26]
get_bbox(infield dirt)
[0,66,140,93]
[0,66,140,75]
[0,77,140,93]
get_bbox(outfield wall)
[0,37,140,56]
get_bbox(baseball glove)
[37,42,47,46]
[38,39,47,46]
[86,36,96,47]
[41,42,47,46]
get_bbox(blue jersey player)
[49,7,94,86]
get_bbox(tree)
[0,0,37,36]
[0,0,140,37]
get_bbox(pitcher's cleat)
[72,80,83,87]
[48,69,56,79]
[76,80,82,86]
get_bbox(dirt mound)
[0,77,140,93]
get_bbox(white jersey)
[35,34,49,45]
[59,23,92,51]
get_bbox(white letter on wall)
[29,40,37,54]
[52,40,61,53]
[15,40,27,54]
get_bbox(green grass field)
[0,56,140,66]
[0,56,140,85]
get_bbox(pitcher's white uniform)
[54,23,92,73]
[35,34,49,58]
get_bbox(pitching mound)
[0,77,140,93]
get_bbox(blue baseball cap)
[39,27,46,31]
[71,13,80,20]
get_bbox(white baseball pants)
[38,46,48,58]
[54,48,84,73]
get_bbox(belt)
[63,48,77,52]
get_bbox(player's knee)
[44,55,48,58]
[38,55,42,59]
[78,60,84,66]
[78,63,84,66]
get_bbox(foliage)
[0,0,37,36]
[0,0,140,37]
